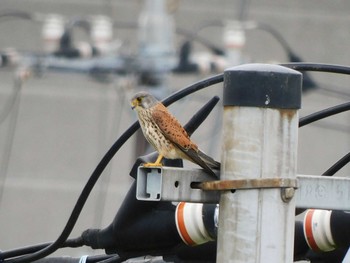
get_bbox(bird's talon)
[143,162,163,168]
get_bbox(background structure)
[0,0,349,259]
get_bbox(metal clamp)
[197,178,298,203]
[197,178,298,191]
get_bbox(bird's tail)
[198,150,220,170]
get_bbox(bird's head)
[130,91,158,110]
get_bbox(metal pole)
[217,64,302,262]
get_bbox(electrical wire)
[286,63,350,177]
[282,62,350,75]
[322,152,350,177]
[0,10,33,21]
[0,73,23,125]
[254,22,295,56]
[0,74,24,205]
[0,238,83,260]
[299,101,350,127]
[296,151,350,216]
[1,74,224,263]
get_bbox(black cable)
[162,74,223,106]
[322,152,350,177]
[95,255,123,263]
[282,62,350,75]
[299,101,350,127]
[255,22,295,56]
[0,238,83,260]
[296,151,350,216]
[292,65,350,177]
[176,27,225,55]
[1,74,224,263]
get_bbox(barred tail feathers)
[198,150,220,170]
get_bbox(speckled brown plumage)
[130,91,220,177]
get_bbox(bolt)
[281,187,295,202]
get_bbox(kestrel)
[130,91,220,177]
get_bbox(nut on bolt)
[281,187,295,202]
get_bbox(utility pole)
[216,64,302,262]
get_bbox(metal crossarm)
[136,166,350,211]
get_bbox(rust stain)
[279,109,296,122]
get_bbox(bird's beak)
[131,99,138,110]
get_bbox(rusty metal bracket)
[197,178,298,203]
[197,178,298,191]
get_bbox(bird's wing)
[151,104,195,151]
[152,104,217,177]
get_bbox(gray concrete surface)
[0,0,349,261]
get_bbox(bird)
[130,91,220,177]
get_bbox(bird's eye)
[137,97,142,102]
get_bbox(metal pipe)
[217,63,302,262]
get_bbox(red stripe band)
[304,209,320,251]
[176,202,196,246]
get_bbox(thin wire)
[0,75,22,125]
[0,10,33,21]
[0,75,24,206]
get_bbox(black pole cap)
[223,64,302,109]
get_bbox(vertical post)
[217,64,302,262]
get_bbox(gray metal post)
[217,64,302,262]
